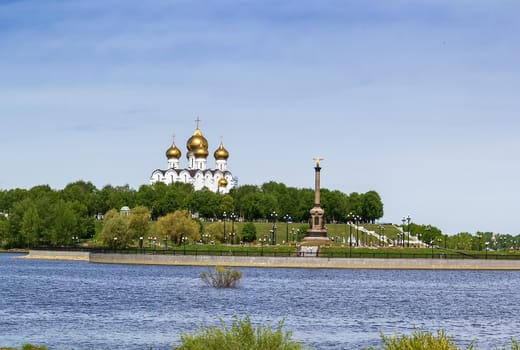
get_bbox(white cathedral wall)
[168,159,180,169]
[150,159,234,194]
[216,160,227,171]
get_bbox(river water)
[1,253,519,349]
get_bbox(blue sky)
[1,0,519,235]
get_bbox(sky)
[1,0,519,235]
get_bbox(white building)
[150,121,236,193]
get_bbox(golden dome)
[166,142,181,159]
[218,177,228,187]
[186,128,209,152]
[193,144,209,158]
[214,142,229,160]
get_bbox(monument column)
[304,158,328,242]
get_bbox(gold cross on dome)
[195,116,201,129]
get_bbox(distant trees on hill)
[0,180,383,248]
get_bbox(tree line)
[0,180,384,248]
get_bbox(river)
[1,253,519,349]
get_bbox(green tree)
[157,210,199,245]
[47,199,79,246]
[232,184,261,219]
[219,194,235,215]
[99,184,136,213]
[187,188,220,219]
[241,222,257,242]
[450,232,473,250]
[100,213,129,248]
[321,190,348,223]
[347,192,363,221]
[61,180,99,216]
[127,206,151,241]
[135,184,157,213]
[21,205,40,248]
[0,215,8,247]
[240,192,264,220]
[294,188,313,223]
[204,222,225,243]
[420,225,443,245]
[361,190,384,223]
[152,182,193,218]
[69,201,95,240]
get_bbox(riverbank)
[22,250,520,270]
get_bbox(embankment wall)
[25,250,520,270]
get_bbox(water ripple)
[1,254,520,349]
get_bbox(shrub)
[174,315,305,350]
[201,265,242,288]
[241,222,257,242]
[0,346,48,350]
[365,329,474,350]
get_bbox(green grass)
[174,315,306,350]
[364,329,471,350]
[89,221,520,259]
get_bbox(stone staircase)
[298,245,319,257]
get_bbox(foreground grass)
[365,329,520,350]
[364,329,472,350]
[174,316,305,350]
[174,318,520,350]
[0,345,48,350]
[5,329,520,349]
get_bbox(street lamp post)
[485,241,489,259]
[406,214,411,248]
[222,212,227,244]
[139,236,143,252]
[401,216,406,247]
[347,212,355,248]
[356,215,361,247]
[284,214,292,244]
[230,212,237,244]
[270,211,277,245]
[260,236,267,256]
[182,235,187,255]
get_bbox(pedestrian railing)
[30,245,520,260]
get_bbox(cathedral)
[150,120,237,194]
